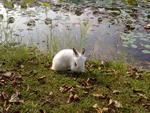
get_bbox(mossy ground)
[0,45,150,113]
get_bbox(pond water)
[0,0,150,68]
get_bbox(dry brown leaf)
[49,91,53,96]
[83,91,88,95]
[9,91,24,103]
[3,101,11,113]
[108,99,122,108]
[86,78,97,85]
[67,93,80,103]
[3,71,13,78]
[83,86,93,91]
[38,76,46,81]
[137,93,148,100]
[144,24,150,29]
[76,84,82,88]
[112,90,121,94]
[68,87,76,93]
[92,93,106,99]
[93,104,109,113]
[102,107,109,112]
[93,103,99,109]
[142,103,150,110]
[59,85,72,93]
[133,89,144,94]
[67,93,74,103]
[74,94,80,101]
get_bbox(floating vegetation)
[125,24,135,30]
[45,18,52,25]
[8,17,15,24]
[142,50,150,54]
[75,9,83,16]
[121,32,150,54]
[106,7,121,16]
[143,45,150,49]
[123,0,138,6]
[4,1,14,8]
[43,3,52,7]
[24,0,34,4]
[0,0,149,67]
[97,17,103,23]
[27,19,36,26]
[19,3,27,8]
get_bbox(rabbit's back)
[51,49,73,71]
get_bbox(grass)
[0,45,150,113]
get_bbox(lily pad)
[107,8,121,16]
[142,50,150,54]
[131,44,137,48]
[27,19,36,26]
[125,24,135,30]
[45,18,52,25]
[122,43,129,47]
[75,9,83,16]
[143,45,150,49]
[8,17,15,24]
[43,3,52,7]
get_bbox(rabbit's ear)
[82,48,85,55]
[73,48,79,57]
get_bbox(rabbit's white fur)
[51,48,86,72]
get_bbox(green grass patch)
[0,45,150,113]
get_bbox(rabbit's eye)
[74,62,77,67]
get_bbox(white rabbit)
[51,48,86,72]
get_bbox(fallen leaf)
[93,104,109,113]
[142,103,150,110]
[3,71,13,78]
[108,99,122,108]
[9,91,24,103]
[137,93,148,100]
[49,91,53,96]
[144,24,150,29]
[102,107,109,112]
[3,101,11,113]
[86,78,97,85]
[38,76,46,81]
[92,93,106,99]
[83,91,88,95]
[59,85,72,93]
[73,94,80,101]
[67,92,80,103]
[93,103,99,109]
[112,90,121,94]
[67,92,74,103]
